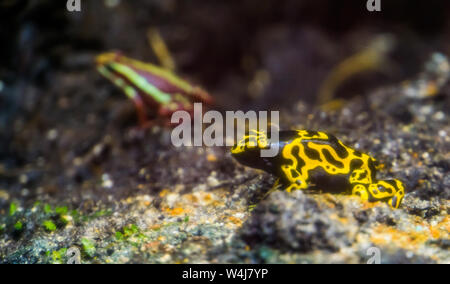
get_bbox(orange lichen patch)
[370,224,429,251]
[361,200,383,210]
[434,216,450,238]
[149,224,161,230]
[184,191,224,207]
[227,216,243,226]
[207,154,217,162]
[319,193,340,209]
[245,245,251,251]
[137,184,145,190]
[417,179,426,185]
[159,189,170,198]
[325,202,336,209]
[425,82,438,96]
[212,200,225,207]
[329,213,349,225]
[443,216,450,231]
[144,241,161,251]
[183,193,199,203]
[376,163,386,170]
[429,225,441,239]
[203,193,212,202]
[370,217,449,251]
[166,207,185,216]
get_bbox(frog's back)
[276,130,375,181]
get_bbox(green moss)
[115,224,142,242]
[43,220,57,232]
[123,224,139,236]
[48,248,68,264]
[66,209,113,224]
[163,219,187,228]
[9,202,18,216]
[115,231,124,241]
[160,216,190,229]
[81,238,96,257]
[14,221,23,231]
[91,209,112,218]
[70,210,81,224]
[44,204,53,214]
[55,206,68,215]
[82,209,113,222]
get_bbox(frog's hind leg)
[353,180,405,209]
[368,180,405,209]
[388,185,405,209]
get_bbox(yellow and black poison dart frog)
[231,130,405,209]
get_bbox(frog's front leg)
[352,184,370,201]
[259,179,283,200]
[248,179,283,212]
[349,168,372,185]
[280,165,308,192]
[132,95,150,127]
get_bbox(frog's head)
[231,130,271,170]
[96,51,123,67]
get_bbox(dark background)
[1,0,449,106]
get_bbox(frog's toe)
[352,184,369,201]
[285,181,307,192]
[387,191,404,209]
